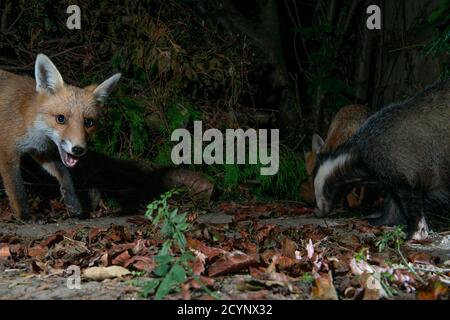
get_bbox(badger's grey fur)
[313,79,450,240]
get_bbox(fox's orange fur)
[0,54,121,219]
[300,104,369,205]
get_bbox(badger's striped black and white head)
[313,153,352,217]
[311,140,371,218]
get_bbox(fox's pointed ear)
[93,73,121,103]
[35,54,64,94]
[312,133,324,154]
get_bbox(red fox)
[0,54,121,220]
[300,104,369,205]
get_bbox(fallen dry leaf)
[124,256,155,274]
[31,260,44,273]
[276,255,298,271]
[311,271,338,300]
[88,228,107,243]
[111,250,132,266]
[242,290,269,300]
[28,245,47,258]
[181,283,191,300]
[346,192,361,208]
[267,271,294,283]
[261,249,278,265]
[408,252,432,265]
[360,273,383,300]
[265,254,279,274]
[83,266,131,280]
[0,244,11,258]
[108,242,136,256]
[40,234,64,248]
[249,266,293,283]
[417,279,448,300]
[281,238,298,259]
[255,224,276,243]
[240,241,258,255]
[192,250,206,275]
[249,266,266,280]
[187,238,226,260]
[208,251,257,277]
[190,276,215,289]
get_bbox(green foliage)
[425,1,450,78]
[134,189,192,299]
[154,102,202,166]
[376,226,407,252]
[300,272,314,285]
[427,0,450,25]
[375,226,428,286]
[258,145,308,200]
[163,102,202,135]
[136,190,216,299]
[145,190,189,250]
[355,248,369,262]
[91,91,150,158]
[202,145,307,201]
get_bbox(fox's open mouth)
[60,149,80,168]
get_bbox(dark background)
[0,0,448,201]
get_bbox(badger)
[301,105,370,205]
[313,79,450,240]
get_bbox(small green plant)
[376,226,407,252]
[136,189,191,299]
[136,189,217,299]
[355,247,369,262]
[376,225,427,286]
[372,271,398,298]
[300,272,314,285]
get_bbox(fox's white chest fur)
[16,117,55,154]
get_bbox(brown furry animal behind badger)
[300,105,369,205]
[313,79,450,240]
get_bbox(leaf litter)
[0,198,449,300]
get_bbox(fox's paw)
[19,213,47,225]
[65,200,83,218]
[61,188,83,218]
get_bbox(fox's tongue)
[63,151,78,168]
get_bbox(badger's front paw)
[367,197,406,226]
[408,217,429,241]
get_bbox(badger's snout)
[314,202,330,218]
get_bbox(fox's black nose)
[72,146,86,156]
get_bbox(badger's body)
[314,79,450,240]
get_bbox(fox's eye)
[56,115,66,124]
[84,118,95,128]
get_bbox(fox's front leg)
[34,157,83,217]
[0,157,31,219]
